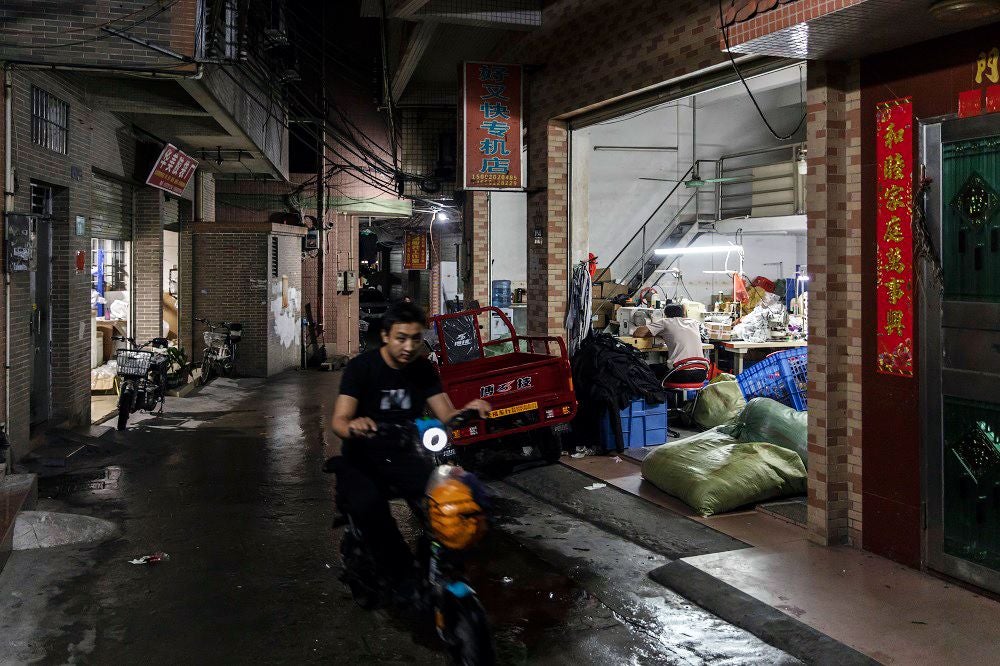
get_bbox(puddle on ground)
[462,532,602,663]
[38,466,123,498]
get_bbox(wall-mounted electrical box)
[341,270,356,294]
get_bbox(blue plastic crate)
[599,398,668,449]
[736,348,807,411]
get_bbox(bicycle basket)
[116,350,154,378]
[204,331,227,347]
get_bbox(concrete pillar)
[805,60,864,547]
[134,188,164,343]
[569,130,590,267]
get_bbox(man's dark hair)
[381,301,428,334]
[664,303,685,318]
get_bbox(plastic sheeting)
[691,380,745,430]
[721,397,808,467]
[732,293,784,343]
[641,429,807,516]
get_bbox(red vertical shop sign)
[875,98,914,378]
[403,231,428,270]
[462,62,523,190]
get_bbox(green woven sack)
[721,397,808,466]
[691,380,746,430]
[641,430,807,516]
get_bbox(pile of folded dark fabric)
[570,332,665,453]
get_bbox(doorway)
[29,182,53,428]
[922,114,1000,595]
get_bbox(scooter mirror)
[422,426,449,452]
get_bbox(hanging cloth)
[733,272,750,304]
[565,263,592,357]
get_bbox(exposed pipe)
[3,65,13,469]
[592,146,678,152]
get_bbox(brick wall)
[134,188,165,343]
[486,0,730,335]
[0,0,200,73]
[192,232,269,377]
[805,60,863,547]
[3,68,149,457]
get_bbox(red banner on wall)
[403,231,428,270]
[462,62,523,190]
[875,98,914,378]
[146,143,198,195]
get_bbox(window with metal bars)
[271,236,279,277]
[31,87,69,155]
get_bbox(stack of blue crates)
[599,398,668,450]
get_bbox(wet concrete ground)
[0,371,792,665]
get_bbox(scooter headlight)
[422,426,449,452]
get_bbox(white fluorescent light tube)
[702,270,734,274]
[654,245,743,256]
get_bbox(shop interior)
[566,64,812,525]
[90,237,132,422]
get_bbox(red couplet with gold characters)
[875,98,914,377]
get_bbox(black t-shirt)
[338,350,444,424]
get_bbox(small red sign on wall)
[403,231,428,270]
[958,89,982,118]
[987,85,1000,114]
[146,144,198,195]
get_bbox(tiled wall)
[805,60,863,547]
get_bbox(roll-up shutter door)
[91,173,133,241]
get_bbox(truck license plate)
[488,402,538,419]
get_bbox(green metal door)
[923,115,1000,594]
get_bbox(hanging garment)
[569,332,666,452]
[565,263,592,357]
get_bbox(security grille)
[31,87,69,154]
[91,173,134,241]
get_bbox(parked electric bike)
[113,335,170,431]
[324,411,495,665]
[195,317,242,385]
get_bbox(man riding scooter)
[330,301,490,602]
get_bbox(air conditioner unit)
[264,0,289,47]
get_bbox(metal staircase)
[591,164,707,320]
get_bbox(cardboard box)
[593,281,630,300]
[592,313,608,329]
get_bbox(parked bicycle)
[113,336,170,431]
[325,410,495,665]
[195,317,242,385]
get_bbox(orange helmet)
[427,477,487,550]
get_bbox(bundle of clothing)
[570,332,665,453]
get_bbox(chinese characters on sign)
[462,62,523,190]
[146,144,198,196]
[403,231,428,270]
[875,98,914,378]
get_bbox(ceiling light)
[929,0,1000,21]
[654,245,743,256]
[435,212,449,221]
